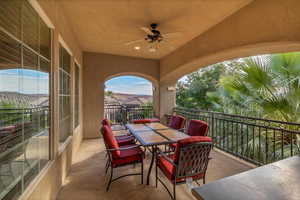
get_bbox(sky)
[105,76,153,95]
[0,69,49,94]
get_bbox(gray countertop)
[192,155,300,200]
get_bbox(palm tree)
[216,53,300,162]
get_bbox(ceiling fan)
[124,23,181,52]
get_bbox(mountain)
[0,92,49,107]
[105,92,152,105]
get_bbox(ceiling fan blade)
[124,39,144,46]
[141,27,153,35]
[161,32,182,38]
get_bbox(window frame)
[73,60,80,129]
[58,40,73,145]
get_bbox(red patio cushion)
[174,136,212,164]
[168,115,185,130]
[187,120,209,136]
[131,118,160,124]
[101,125,120,159]
[157,154,204,183]
[112,145,143,167]
[116,135,135,146]
[147,118,160,123]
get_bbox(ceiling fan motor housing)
[146,23,162,43]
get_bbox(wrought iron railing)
[0,106,49,154]
[104,104,155,125]
[173,107,300,166]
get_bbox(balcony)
[56,139,253,200]
[1,0,300,200]
[55,105,296,200]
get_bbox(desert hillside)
[0,92,49,107]
[105,92,152,105]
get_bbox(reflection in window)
[0,0,51,199]
[59,46,71,143]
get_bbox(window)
[59,45,71,143]
[0,0,51,199]
[74,63,80,128]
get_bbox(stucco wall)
[83,52,160,139]
[160,0,300,84]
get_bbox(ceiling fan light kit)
[125,23,181,53]
[134,46,141,50]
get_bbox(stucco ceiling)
[60,0,253,59]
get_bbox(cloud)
[0,69,49,94]
[105,76,153,95]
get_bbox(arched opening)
[173,51,300,165]
[103,75,156,125]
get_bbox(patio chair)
[168,115,185,130]
[101,119,135,146]
[101,125,144,191]
[156,136,213,200]
[170,119,209,149]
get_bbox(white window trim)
[28,0,55,29]
[59,35,73,56]
[74,59,81,68]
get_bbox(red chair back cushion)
[101,125,120,158]
[174,136,212,163]
[187,120,209,136]
[132,118,160,124]
[132,119,151,124]
[169,115,185,130]
[101,119,111,127]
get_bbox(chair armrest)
[178,128,186,133]
[106,144,141,152]
[116,135,135,140]
[156,148,177,167]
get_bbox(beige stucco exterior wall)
[83,52,160,139]
[159,82,176,123]
[160,0,300,84]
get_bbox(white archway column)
[159,81,176,124]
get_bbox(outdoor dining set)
[100,116,213,200]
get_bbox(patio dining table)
[126,122,190,185]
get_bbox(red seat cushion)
[116,136,135,146]
[131,119,149,124]
[187,120,209,136]
[112,145,143,167]
[101,125,120,159]
[158,154,204,183]
[168,115,185,130]
[148,118,160,123]
[131,118,160,124]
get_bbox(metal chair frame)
[99,127,136,174]
[156,142,212,200]
[105,144,144,191]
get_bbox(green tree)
[176,64,224,110]
[213,53,300,159]
[217,53,300,122]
